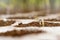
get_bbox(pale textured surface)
[0,27,60,40]
[0,13,60,40]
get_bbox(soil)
[44,19,60,21]
[44,22,60,27]
[0,20,15,26]
[7,17,34,19]
[15,22,41,27]
[0,30,45,36]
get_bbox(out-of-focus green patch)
[0,2,6,8]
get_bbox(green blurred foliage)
[0,0,60,11]
[0,0,44,8]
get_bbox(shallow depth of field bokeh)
[0,0,60,15]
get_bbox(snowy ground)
[0,27,60,40]
[0,13,60,40]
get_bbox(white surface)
[0,27,60,40]
[0,34,57,40]
[0,23,60,40]
[0,27,59,40]
[37,14,60,19]
[0,13,60,40]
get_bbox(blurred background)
[0,0,60,16]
